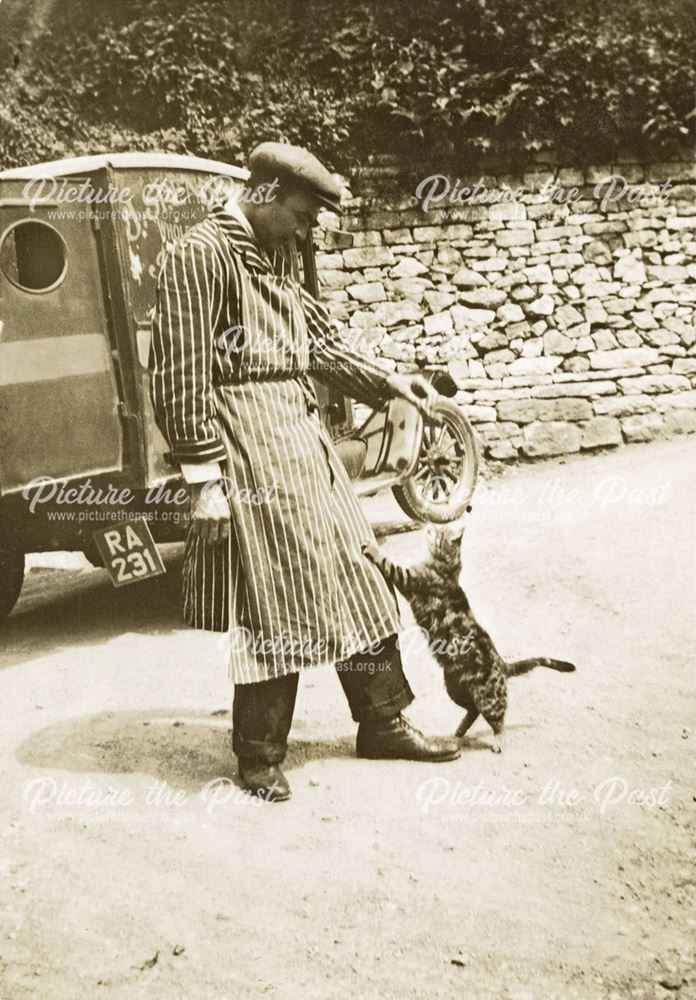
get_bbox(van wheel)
[0,548,25,620]
[392,400,479,523]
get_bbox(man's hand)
[189,480,231,544]
[385,373,444,424]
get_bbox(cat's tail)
[506,657,576,677]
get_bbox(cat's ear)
[425,524,439,544]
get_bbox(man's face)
[253,188,321,251]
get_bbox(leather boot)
[356,713,461,762]
[238,759,291,802]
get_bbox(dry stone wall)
[315,157,696,460]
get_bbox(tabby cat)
[363,526,575,752]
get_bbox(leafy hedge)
[0,0,693,171]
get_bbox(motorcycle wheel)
[0,548,25,621]
[392,399,478,523]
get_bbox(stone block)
[618,374,691,394]
[383,228,413,244]
[536,225,583,241]
[665,217,696,231]
[585,299,608,325]
[531,381,617,398]
[373,300,423,328]
[632,311,659,330]
[543,330,574,355]
[646,264,690,281]
[508,356,563,376]
[593,394,653,417]
[496,229,534,247]
[613,255,646,283]
[321,269,353,289]
[423,290,456,313]
[496,303,525,324]
[471,257,509,272]
[424,311,455,335]
[482,348,515,364]
[621,413,665,442]
[659,389,696,410]
[583,281,622,297]
[663,410,696,435]
[381,340,416,362]
[343,247,395,268]
[489,202,528,222]
[459,288,507,309]
[584,240,613,264]
[522,337,543,357]
[592,330,619,350]
[672,358,696,376]
[537,398,593,422]
[521,422,581,457]
[523,264,554,284]
[584,221,627,235]
[316,252,344,269]
[452,266,490,288]
[350,231,383,248]
[496,399,538,423]
[527,295,555,316]
[615,331,642,348]
[447,360,472,385]
[484,363,510,379]
[392,277,429,303]
[462,404,497,423]
[580,416,622,448]
[567,322,591,340]
[451,305,496,327]
[487,440,519,460]
[571,264,603,285]
[589,347,659,369]
[440,223,476,241]
[643,329,681,348]
[555,304,585,330]
[347,282,387,304]
[412,226,443,242]
[562,356,591,373]
[390,256,429,278]
[511,285,535,302]
[478,330,509,351]
[550,253,585,268]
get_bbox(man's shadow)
[15,708,356,792]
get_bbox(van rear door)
[0,194,123,493]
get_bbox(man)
[150,141,460,802]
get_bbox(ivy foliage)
[0,0,693,170]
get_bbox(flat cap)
[248,141,343,214]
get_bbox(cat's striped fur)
[363,526,575,752]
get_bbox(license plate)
[92,518,166,587]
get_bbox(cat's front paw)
[361,541,381,563]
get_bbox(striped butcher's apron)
[150,203,401,683]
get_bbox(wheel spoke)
[439,441,460,459]
[441,466,460,485]
[423,423,436,447]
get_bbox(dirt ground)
[0,438,694,1000]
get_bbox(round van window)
[0,220,68,292]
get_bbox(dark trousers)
[232,633,414,764]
